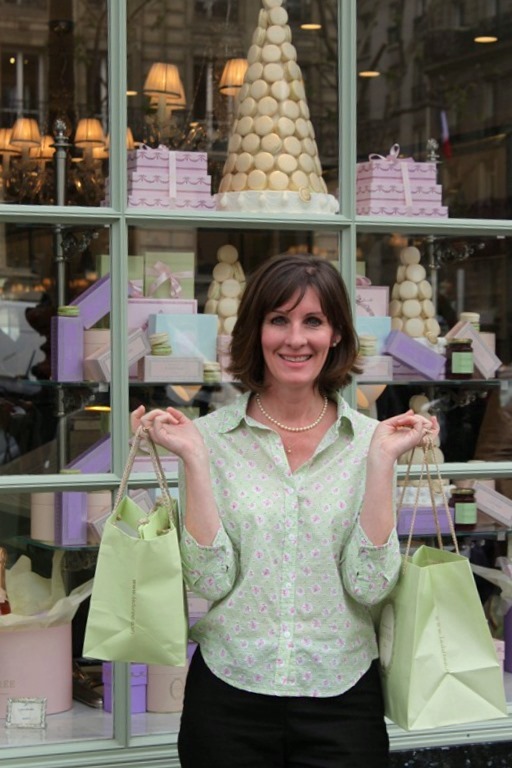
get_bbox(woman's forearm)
[359,456,396,545]
[181,454,221,545]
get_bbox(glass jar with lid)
[445,338,474,379]
[449,487,477,530]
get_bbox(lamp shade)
[10,118,42,148]
[126,127,135,150]
[143,62,182,98]
[0,128,20,155]
[93,127,135,158]
[219,58,248,96]
[30,135,56,160]
[74,118,106,148]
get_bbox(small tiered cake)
[215,0,338,215]
[204,244,246,336]
[388,246,441,342]
[127,147,215,210]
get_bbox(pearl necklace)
[255,394,329,433]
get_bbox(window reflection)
[357,0,512,219]
[0,2,108,206]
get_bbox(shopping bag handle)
[397,437,459,566]
[113,426,174,522]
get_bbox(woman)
[132,252,438,768]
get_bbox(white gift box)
[84,327,150,382]
[474,482,512,527]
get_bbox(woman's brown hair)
[228,253,361,395]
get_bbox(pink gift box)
[357,355,393,381]
[54,491,88,545]
[169,150,208,174]
[127,147,208,177]
[396,505,454,536]
[357,203,448,217]
[102,663,147,713]
[128,173,170,192]
[69,274,110,329]
[391,358,430,381]
[127,145,170,171]
[127,195,172,209]
[173,176,211,195]
[168,197,216,210]
[356,146,437,185]
[356,144,447,217]
[51,316,84,382]
[357,182,443,203]
[355,286,389,317]
[146,664,187,713]
[0,624,72,718]
[383,330,446,380]
[128,298,197,332]
[138,355,204,383]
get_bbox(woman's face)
[260,286,340,391]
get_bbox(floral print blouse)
[179,391,401,697]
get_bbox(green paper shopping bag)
[83,428,187,666]
[378,440,507,731]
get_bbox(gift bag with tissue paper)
[378,440,507,730]
[83,427,187,666]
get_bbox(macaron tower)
[388,246,441,343]
[215,0,338,214]
[204,244,246,336]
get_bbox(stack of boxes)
[356,144,448,218]
[126,146,215,211]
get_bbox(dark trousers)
[178,648,390,768]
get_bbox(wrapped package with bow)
[144,251,195,299]
[0,551,93,717]
[356,143,448,217]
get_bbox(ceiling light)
[474,35,498,43]
[300,23,322,30]
[358,70,381,78]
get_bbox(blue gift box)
[147,314,217,361]
[356,316,391,354]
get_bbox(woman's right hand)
[131,405,207,463]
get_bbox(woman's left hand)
[368,409,439,464]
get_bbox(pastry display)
[205,244,246,335]
[389,246,441,342]
[215,0,338,214]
